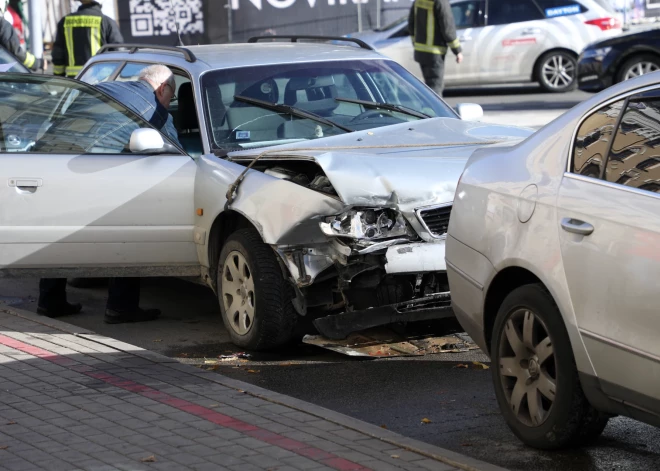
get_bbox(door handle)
[561,218,594,236]
[8,178,42,192]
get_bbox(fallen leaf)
[0,445,8,450]
[421,418,432,424]
[472,361,490,370]
[391,454,400,459]
[461,443,473,447]
[453,364,469,369]
[247,369,260,374]
[5,421,16,425]
[380,424,388,429]
[152,339,162,343]
[140,455,157,463]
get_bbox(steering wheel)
[350,109,397,123]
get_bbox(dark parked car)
[578,28,660,92]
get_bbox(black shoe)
[37,302,83,318]
[104,307,161,324]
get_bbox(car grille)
[418,204,452,237]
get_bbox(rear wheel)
[217,229,297,350]
[491,284,609,449]
[536,51,577,93]
[617,54,660,83]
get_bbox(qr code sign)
[130,0,204,37]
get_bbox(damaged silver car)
[0,39,533,350]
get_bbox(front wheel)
[217,228,297,350]
[491,284,609,449]
[536,51,577,93]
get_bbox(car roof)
[87,42,388,75]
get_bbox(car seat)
[283,76,339,117]
[227,78,285,143]
[176,82,203,156]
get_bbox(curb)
[0,305,509,471]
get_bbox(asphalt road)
[2,276,660,471]
[2,85,658,471]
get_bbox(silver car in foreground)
[0,40,532,351]
[447,72,660,448]
[350,0,622,92]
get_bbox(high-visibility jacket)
[52,1,123,77]
[0,17,41,70]
[408,0,462,63]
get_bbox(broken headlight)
[320,208,409,240]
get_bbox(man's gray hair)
[138,64,175,91]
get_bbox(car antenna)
[169,0,185,46]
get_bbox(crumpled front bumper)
[384,240,446,274]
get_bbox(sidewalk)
[0,307,508,471]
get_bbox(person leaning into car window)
[37,65,181,324]
[408,0,463,97]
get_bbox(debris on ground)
[303,328,479,357]
[421,418,432,424]
[454,364,469,369]
[472,361,490,370]
[140,455,157,463]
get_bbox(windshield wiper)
[335,97,431,119]
[233,95,353,133]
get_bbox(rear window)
[534,0,588,17]
[534,1,588,17]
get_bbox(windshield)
[0,47,29,73]
[201,59,456,151]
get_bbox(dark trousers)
[420,56,446,97]
[39,278,141,312]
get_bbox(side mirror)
[129,128,165,153]
[456,103,484,122]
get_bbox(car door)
[0,74,199,277]
[483,0,547,82]
[557,88,660,412]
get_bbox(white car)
[447,72,660,448]
[350,0,622,92]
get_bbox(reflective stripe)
[23,52,35,68]
[65,65,83,77]
[64,24,75,68]
[448,38,461,49]
[414,43,447,54]
[90,26,101,56]
[63,15,103,28]
[53,65,66,74]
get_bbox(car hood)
[230,118,532,211]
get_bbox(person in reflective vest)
[408,0,463,97]
[0,0,42,71]
[52,0,123,77]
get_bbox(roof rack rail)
[96,44,197,63]
[247,35,374,51]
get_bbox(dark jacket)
[96,80,181,147]
[52,1,123,77]
[409,0,462,64]
[0,18,41,70]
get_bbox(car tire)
[536,51,578,93]
[217,228,297,350]
[616,54,660,83]
[491,283,609,450]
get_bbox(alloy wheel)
[541,54,576,90]
[624,61,659,80]
[221,251,256,335]
[498,309,557,427]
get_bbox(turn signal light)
[585,17,622,31]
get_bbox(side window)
[534,1,588,18]
[572,100,625,178]
[79,62,121,85]
[604,96,660,193]
[488,0,544,26]
[116,62,147,82]
[452,1,485,28]
[0,76,180,155]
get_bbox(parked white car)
[349,0,622,92]
[447,72,660,449]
